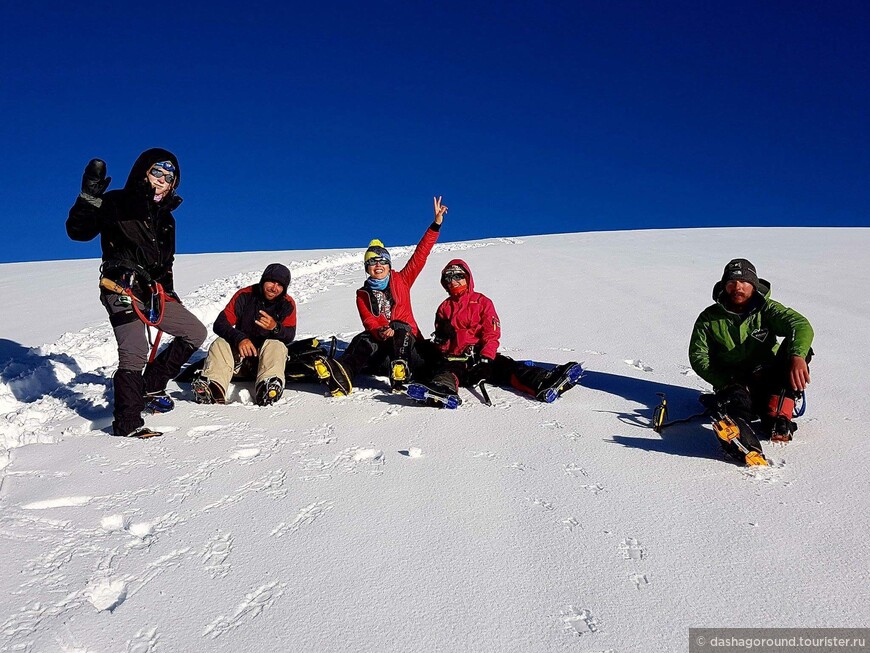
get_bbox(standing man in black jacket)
[192,263,297,406]
[66,148,207,438]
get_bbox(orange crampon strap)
[713,415,768,466]
[712,416,741,442]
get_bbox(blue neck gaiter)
[366,274,390,291]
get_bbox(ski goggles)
[148,162,176,184]
[365,257,390,268]
[442,271,467,282]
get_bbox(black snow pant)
[102,292,206,436]
[427,353,551,398]
[715,346,813,430]
[713,346,813,456]
[337,321,440,382]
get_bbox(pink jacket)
[434,259,501,360]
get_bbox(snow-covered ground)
[0,227,867,652]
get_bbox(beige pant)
[202,337,288,395]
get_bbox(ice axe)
[651,392,707,433]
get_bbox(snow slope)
[0,228,868,652]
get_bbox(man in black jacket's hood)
[260,263,291,298]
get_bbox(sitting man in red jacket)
[192,263,297,406]
[313,197,447,396]
[405,259,583,408]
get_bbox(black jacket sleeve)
[213,290,250,348]
[66,195,107,242]
[271,322,296,346]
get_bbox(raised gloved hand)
[80,159,111,206]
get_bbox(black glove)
[464,356,492,386]
[81,159,111,200]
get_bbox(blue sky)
[1,1,867,263]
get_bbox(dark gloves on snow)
[464,356,492,386]
[80,159,111,207]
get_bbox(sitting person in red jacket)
[191,263,297,406]
[405,259,583,408]
[313,197,447,396]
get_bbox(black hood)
[124,148,181,190]
[260,263,291,291]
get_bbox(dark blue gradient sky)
[1,1,867,263]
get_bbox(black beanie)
[721,258,759,289]
[260,263,291,291]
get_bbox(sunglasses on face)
[365,257,390,268]
[443,271,467,282]
[148,167,176,184]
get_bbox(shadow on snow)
[581,369,722,462]
[0,337,113,422]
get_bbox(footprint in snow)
[186,425,225,440]
[561,605,599,637]
[506,461,529,471]
[563,463,588,477]
[619,537,645,560]
[86,577,128,612]
[301,423,336,447]
[231,448,261,462]
[202,531,233,579]
[270,500,333,538]
[370,406,402,422]
[126,627,159,653]
[624,359,653,372]
[529,497,555,511]
[561,517,580,531]
[631,573,650,589]
[202,581,286,639]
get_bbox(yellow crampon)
[313,358,352,397]
[713,416,768,467]
[391,361,408,382]
[712,416,741,443]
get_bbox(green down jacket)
[689,278,814,390]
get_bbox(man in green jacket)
[689,258,813,453]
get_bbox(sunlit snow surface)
[0,228,868,651]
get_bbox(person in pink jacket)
[405,259,583,408]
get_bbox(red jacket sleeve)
[434,300,452,353]
[395,225,439,288]
[273,295,297,345]
[213,288,246,347]
[478,295,501,360]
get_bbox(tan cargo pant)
[201,337,288,395]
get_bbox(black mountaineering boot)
[256,377,284,406]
